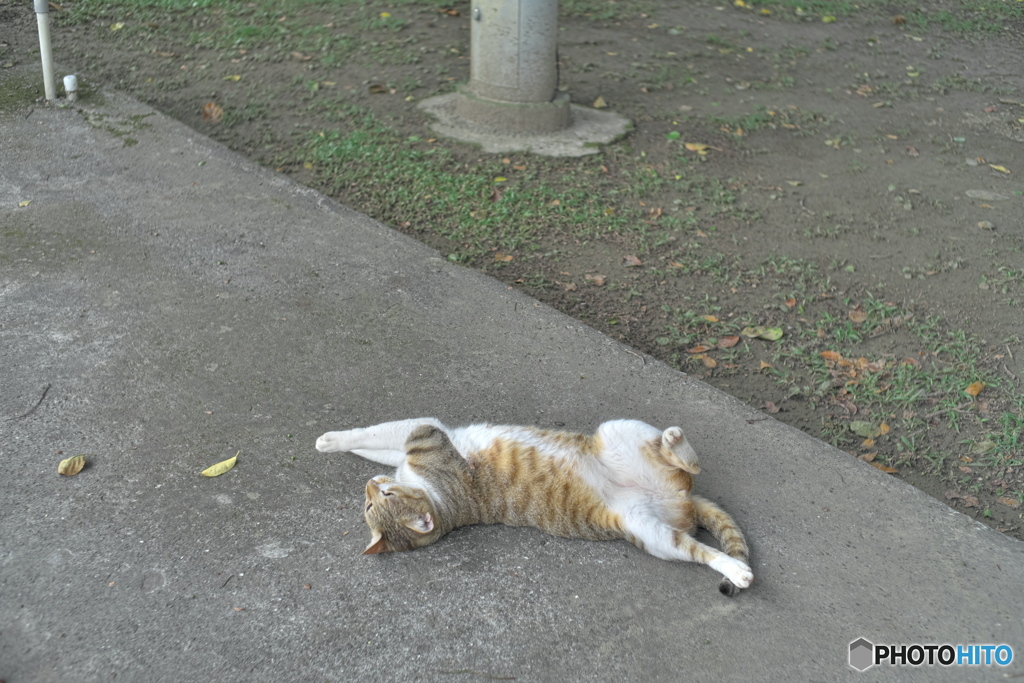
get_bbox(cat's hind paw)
[316,432,349,453]
[711,555,753,592]
[662,426,685,449]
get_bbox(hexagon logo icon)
[850,638,875,671]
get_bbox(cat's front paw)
[316,431,349,452]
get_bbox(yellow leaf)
[989,164,1011,174]
[593,96,607,109]
[19,200,31,207]
[493,177,507,183]
[759,360,772,370]
[878,422,890,435]
[965,381,985,397]
[699,354,718,368]
[869,461,898,474]
[201,451,239,477]
[862,438,875,448]
[685,142,709,153]
[761,8,771,14]
[379,12,391,17]
[493,252,513,262]
[58,454,87,476]
[110,22,125,30]
[703,315,719,322]
[223,74,242,81]
[822,15,836,22]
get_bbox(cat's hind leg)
[690,494,750,596]
[660,426,700,474]
[315,418,445,466]
[623,514,753,592]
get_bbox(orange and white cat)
[315,418,753,595]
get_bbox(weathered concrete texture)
[1,80,1022,682]
[420,91,631,156]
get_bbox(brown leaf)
[784,298,796,308]
[560,282,577,292]
[439,7,460,15]
[859,452,877,462]
[584,274,606,286]
[291,51,313,61]
[963,495,979,508]
[699,355,718,368]
[368,83,388,94]
[200,102,224,123]
[493,252,513,263]
[964,381,985,397]
[687,344,713,354]
[623,255,643,267]
[996,496,1020,509]
[868,461,898,474]
[717,336,740,349]
[848,310,868,323]
[758,360,772,370]
[763,401,780,414]
[593,96,608,109]
[820,350,843,363]
[905,146,919,157]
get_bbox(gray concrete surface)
[2,80,1022,683]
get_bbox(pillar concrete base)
[419,91,632,158]
[454,86,571,134]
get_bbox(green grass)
[303,112,640,255]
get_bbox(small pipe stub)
[34,0,48,13]
[64,74,78,101]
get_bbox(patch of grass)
[302,111,659,256]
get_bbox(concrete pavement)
[2,75,1022,682]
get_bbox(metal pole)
[34,0,57,101]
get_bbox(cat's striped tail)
[690,494,750,597]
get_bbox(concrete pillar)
[455,0,571,133]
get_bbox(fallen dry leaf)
[687,344,713,354]
[58,454,87,476]
[964,381,986,397]
[996,496,1020,509]
[759,360,772,370]
[623,255,643,267]
[200,102,224,123]
[763,401,780,414]
[201,451,239,477]
[584,274,606,286]
[868,461,898,474]
[493,252,513,263]
[859,452,877,462]
[699,355,718,368]
[592,96,608,109]
[848,310,868,323]
[717,336,740,349]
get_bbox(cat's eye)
[365,502,372,512]
[382,490,394,497]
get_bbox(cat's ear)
[403,513,434,534]
[362,532,387,555]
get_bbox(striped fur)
[316,419,753,593]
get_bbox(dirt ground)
[3,0,1022,537]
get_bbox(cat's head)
[361,475,443,554]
